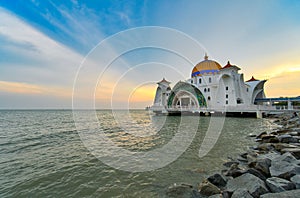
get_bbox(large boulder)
[198,180,221,196]
[260,189,300,198]
[226,173,268,198]
[207,173,227,188]
[254,158,271,176]
[270,153,300,180]
[231,188,253,198]
[291,175,300,189]
[266,177,295,192]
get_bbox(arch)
[167,82,206,108]
[251,81,266,104]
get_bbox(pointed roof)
[246,76,259,82]
[220,61,241,71]
[158,78,170,84]
[222,61,233,69]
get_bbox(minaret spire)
[204,52,208,60]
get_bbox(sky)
[0,0,300,109]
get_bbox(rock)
[198,180,221,196]
[221,190,232,198]
[166,183,194,198]
[246,168,267,181]
[266,177,295,192]
[278,134,299,143]
[208,194,222,198]
[207,173,227,188]
[270,161,300,180]
[254,158,271,176]
[224,164,246,178]
[273,152,299,164]
[237,156,248,163]
[281,148,300,159]
[289,131,299,136]
[273,143,298,152]
[226,173,268,198]
[276,129,292,135]
[223,161,239,168]
[260,189,300,198]
[256,131,267,139]
[247,153,257,164]
[257,152,281,161]
[291,175,300,189]
[231,188,253,198]
[257,143,275,152]
[261,134,279,143]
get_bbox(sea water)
[0,110,277,197]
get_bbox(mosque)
[151,54,276,117]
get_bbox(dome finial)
[204,53,208,60]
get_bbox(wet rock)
[221,190,232,198]
[256,131,267,139]
[166,183,194,198]
[207,173,227,188]
[261,134,279,143]
[246,168,267,181]
[291,175,300,189]
[226,173,268,198]
[273,152,299,164]
[260,189,300,198]
[254,158,271,176]
[278,134,299,143]
[273,143,298,152]
[208,194,222,198]
[231,188,253,198]
[266,177,295,193]
[224,164,246,178]
[257,152,281,161]
[270,159,300,180]
[281,148,300,159]
[223,161,239,168]
[257,143,275,152]
[198,180,221,196]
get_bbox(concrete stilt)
[256,111,263,118]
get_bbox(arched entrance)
[167,82,206,108]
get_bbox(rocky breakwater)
[167,113,300,198]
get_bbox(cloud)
[0,80,71,97]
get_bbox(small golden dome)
[191,54,222,77]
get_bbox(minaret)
[153,78,171,107]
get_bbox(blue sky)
[0,0,300,108]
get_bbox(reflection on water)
[0,110,277,197]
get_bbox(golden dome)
[191,54,222,77]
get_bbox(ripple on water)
[0,110,278,197]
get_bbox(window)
[237,98,243,104]
[191,80,193,84]
[208,88,210,92]
[208,96,211,101]
[226,86,228,91]
[204,88,207,92]
[226,100,228,105]
[209,77,212,83]
[246,88,249,92]
[199,78,202,84]
[226,94,228,99]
